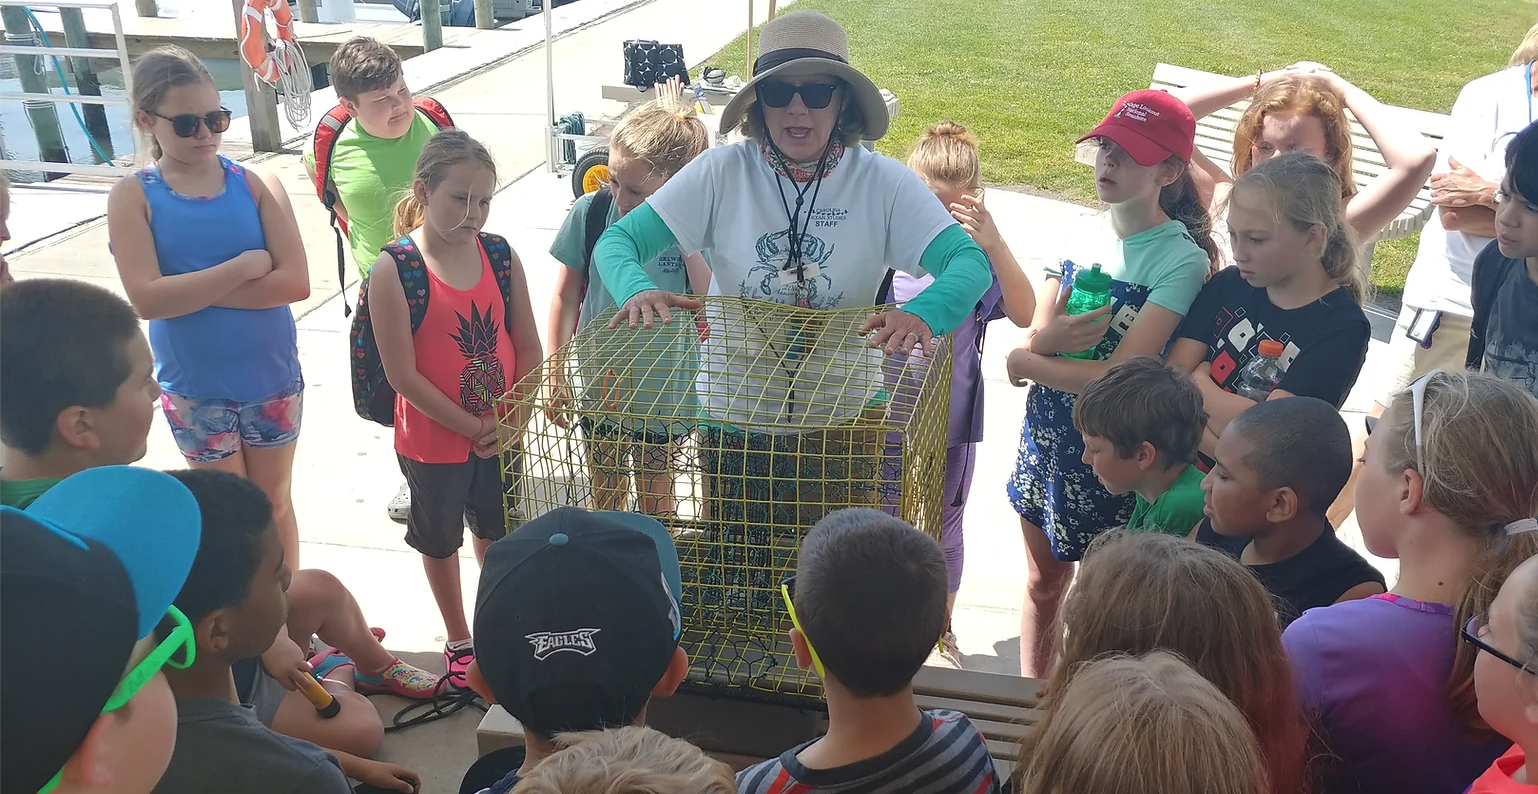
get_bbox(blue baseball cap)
[2,467,202,794]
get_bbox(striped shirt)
[735,710,1001,794]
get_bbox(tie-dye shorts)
[160,379,304,463]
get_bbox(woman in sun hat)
[588,9,991,610]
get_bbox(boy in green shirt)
[1073,356,1208,536]
[305,36,449,280]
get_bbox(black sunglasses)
[1461,612,1536,675]
[758,81,841,110]
[155,109,233,138]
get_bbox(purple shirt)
[885,268,1004,448]
[1283,594,1509,794]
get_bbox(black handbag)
[622,40,688,90]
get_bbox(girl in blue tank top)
[108,47,310,568]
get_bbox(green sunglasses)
[38,606,196,794]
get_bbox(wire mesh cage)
[495,296,952,705]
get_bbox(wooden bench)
[1077,63,1451,244]
[475,665,1041,780]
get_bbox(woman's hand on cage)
[1027,286,1112,356]
[863,308,937,356]
[610,290,703,330]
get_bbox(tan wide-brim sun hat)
[719,10,890,142]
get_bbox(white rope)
[270,37,314,128]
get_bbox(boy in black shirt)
[1192,397,1384,626]
[1468,121,1538,398]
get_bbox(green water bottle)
[1063,264,1112,360]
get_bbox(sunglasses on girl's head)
[154,108,233,138]
[758,81,841,110]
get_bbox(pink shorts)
[160,380,304,463]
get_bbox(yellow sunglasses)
[781,576,944,681]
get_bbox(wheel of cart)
[572,147,610,197]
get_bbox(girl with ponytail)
[1169,151,1372,458]
[1283,369,1537,794]
[367,129,541,679]
[1003,90,1215,677]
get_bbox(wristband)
[1254,70,1263,92]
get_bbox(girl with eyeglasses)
[1282,370,1538,794]
[108,46,309,571]
[1466,553,1538,792]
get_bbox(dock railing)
[0,0,137,178]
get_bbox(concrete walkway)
[5,0,1402,785]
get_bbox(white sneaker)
[387,482,410,524]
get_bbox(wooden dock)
[34,15,505,69]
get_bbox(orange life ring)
[240,0,297,84]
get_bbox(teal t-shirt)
[1127,464,1208,536]
[549,192,700,438]
[550,191,696,330]
[1046,216,1209,316]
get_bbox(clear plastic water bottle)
[1234,339,1286,401]
[1063,263,1112,360]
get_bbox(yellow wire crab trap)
[495,296,952,705]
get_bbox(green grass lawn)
[701,0,1531,298]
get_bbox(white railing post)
[0,0,139,178]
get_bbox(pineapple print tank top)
[394,236,517,464]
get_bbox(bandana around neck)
[760,137,846,183]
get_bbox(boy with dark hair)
[1195,397,1385,625]
[306,36,451,282]
[1468,120,1538,397]
[154,469,419,794]
[737,508,1000,794]
[0,279,159,507]
[2,467,201,794]
[1072,356,1208,536]
[463,507,689,794]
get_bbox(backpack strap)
[574,189,614,332]
[314,103,358,316]
[383,236,433,334]
[414,96,455,130]
[479,233,516,306]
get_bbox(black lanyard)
[769,138,834,306]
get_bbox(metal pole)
[231,0,282,151]
[59,6,114,161]
[474,0,492,29]
[767,0,776,18]
[421,0,442,51]
[745,0,752,77]
[1,7,69,178]
[544,0,554,173]
[135,0,158,18]
[296,0,318,23]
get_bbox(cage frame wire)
[495,296,953,706]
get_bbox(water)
[1,57,247,183]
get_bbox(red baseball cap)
[1078,89,1196,166]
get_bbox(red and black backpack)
[349,232,515,427]
[312,97,454,315]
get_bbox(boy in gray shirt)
[152,470,367,794]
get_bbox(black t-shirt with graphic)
[1195,517,1385,626]
[1467,241,1538,397]
[1175,268,1371,408]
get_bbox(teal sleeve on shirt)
[903,224,993,335]
[593,202,678,308]
[549,192,596,270]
